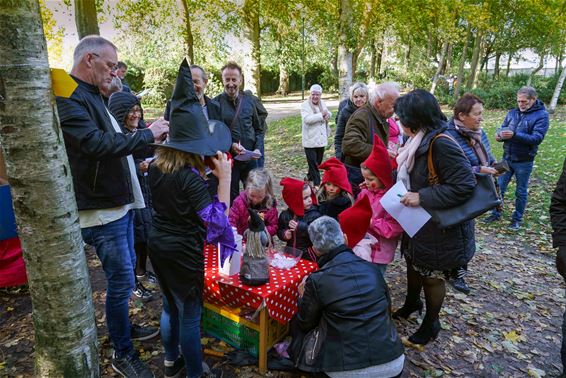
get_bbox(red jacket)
[229,192,278,237]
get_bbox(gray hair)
[190,64,208,81]
[108,77,123,94]
[369,82,400,103]
[308,216,345,255]
[517,86,537,99]
[73,35,117,68]
[349,82,368,100]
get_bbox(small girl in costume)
[316,157,354,220]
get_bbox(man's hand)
[499,130,514,140]
[480,166,498,175]
[557,246,566,279]
[298,276,308,297]
[400,192,420,207]
[139,160,150,174]
[148,118,169,141]
[231,142,244,155]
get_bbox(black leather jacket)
[295,245,404,372]
[56,76,154,210]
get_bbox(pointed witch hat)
[155,58,231,156]
[248,208,266,232]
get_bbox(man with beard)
[214,61,265,204]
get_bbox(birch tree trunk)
[276,63,289,96]
[466,29,483,88]
[181,0,195,64]
[549,64,566,113]
[431,41,449,94]
[338,0,353,100]
[0,1,99,376]
[455,25,471,98]
[74,0,99,39]
[527,54,545,86]
[242,0,261,98]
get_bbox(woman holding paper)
[393,89,476,345]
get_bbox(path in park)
[264,97,340,122]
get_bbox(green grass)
[264,106,566,249]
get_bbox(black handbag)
[427,134,501,229]
[296,318,327,371]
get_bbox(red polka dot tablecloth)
[203,244,318,324]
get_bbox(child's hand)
[359,181,368,190]
[289,220,298,231]
[284,229,293,240]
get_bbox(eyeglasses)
[91,53,118,72]
[128,107,142,117]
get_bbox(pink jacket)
[229,192,278,237]
[358,188,403,264]
[388,118,401,145]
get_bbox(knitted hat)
[362,135,393,189]
[248,208,265,232]
[319,157,352,195]
[155,58,231,156]
[280,177,317,217]
[339,195,372,249]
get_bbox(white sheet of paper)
[234,148,262,161]
[380,181,431,237]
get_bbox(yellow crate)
[202,302,289,358]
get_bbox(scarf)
[395,130,425,190]
[453,119,489,166]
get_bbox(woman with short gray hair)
[289,216,404,377]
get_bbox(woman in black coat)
[334,82,368,160]
[394,89,476,345]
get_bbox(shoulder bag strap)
[230,94,245,130]
[427,133,461,185]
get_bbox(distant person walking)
[484,86,549,230]
[301,84,331,187]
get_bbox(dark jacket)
[497,99,549,162]
[334,99,357,160]
[318,196,351,220]
[342,103,389,167]
[334,98,349,125]
[277,206,321,256]
[108,92,154,243]
[56,76,154,211]
[214,91,265,153]
[402,126,476,271]
[445,118,495,172]
[293,245,404,372]
[551,158,566,248]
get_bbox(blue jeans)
[81,211,136,358]
[492,160,534,222]
[161,294,203,378]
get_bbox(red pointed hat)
[362,135,393,189]
[280,177,317,217]
[319,157,352,195]
[339,195,372,249]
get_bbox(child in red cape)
[316,157,354,220]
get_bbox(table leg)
[258,307,268,374]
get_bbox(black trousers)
[304,147,325,186]
[230,159,258,205]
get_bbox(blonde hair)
[316,184,354,205]
[246,168,275,208]
[153,146,207,176]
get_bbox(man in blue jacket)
[485,86,549,230]
[56,36,169,378]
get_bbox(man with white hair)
[56,35,169,378]
[342,82,399,193]
[289,216,404,376]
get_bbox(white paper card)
[379,181,431,237]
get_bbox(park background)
[1,0,566,377]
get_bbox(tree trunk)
[431,41,449,94]
[74,0,99,39]
[506,51,513,77]
[337,0,353,100]
[180,0,195,64]
[494,52,501,77]
[445,43,453,72]
[527,54,545,86]
[242,0,261,97]
[466,29,483,88]
[0,1,99,376]
[369,37,376,78]
[549,63,566,113]
[352,47,363,80]
[405,42,411,69]
[455,25,471,98]
[276,63,289,96]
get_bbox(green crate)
[201,305,260,357]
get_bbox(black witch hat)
[156,58,231,156]
[248,208,266,232]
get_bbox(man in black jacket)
[214,61,265,204]
[289,216,404,376]
[551,158,566,375]
[56,35,168,378]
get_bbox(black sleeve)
[182,171,213,213]
[551,159,566,248]
[419,136,476,210]
[57,96,154,160]
[296,276,323,332]
[334,110,349,160]
[277,210,292,241]
[251,98,265,152]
